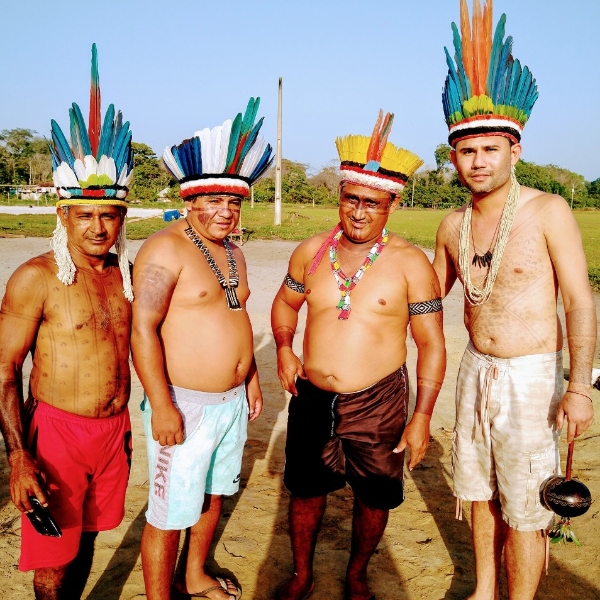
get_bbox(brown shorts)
[284,365,408,510]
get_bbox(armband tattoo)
[284,273,305,294]
[408,297,443,316]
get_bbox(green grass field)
[1,205,599,287]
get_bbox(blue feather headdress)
[50,44,134,206]
[163,97,274,200]
[442,0,538,147]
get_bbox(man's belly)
[161,315,254,392]
[303,319,407,393]
[467,310,562,358]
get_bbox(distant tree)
[0,128,51,184]
[129,142,173,201]
[434,144,453,172]
[308,163,341,204]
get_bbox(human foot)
[273,572,314,600]
[175,576,241,599]
[344,573,373,600]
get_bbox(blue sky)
[3,0,599,180]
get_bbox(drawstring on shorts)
[476,362,499,442]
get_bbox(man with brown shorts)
[0,45,134,599]
[131,98,272,600]
[433,2,596,598]
[271,112,446,600]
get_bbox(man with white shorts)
[433,2,596,598]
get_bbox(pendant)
[472,250,493,268]
[224,286,242,311]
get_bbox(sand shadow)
[85,503,147,600]
[409,403,600,599]
[249,348,406,599]
[202,334,289,592]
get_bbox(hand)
[556,390,594,442]
[151,403,184,446]
[393,413,431,471]
[8,449,48,513]
[277,347,307,396]
[246,376,263,421]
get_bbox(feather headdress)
[442,0,538,147]
[336,111,423,195]
[49,44,133,301]
[163,97,274,200]
[49,44,134,205]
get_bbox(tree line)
[2,128,599,209]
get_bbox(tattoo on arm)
[284,273,305,294]
[565,307,597,386]
[417,377,443,391]
[273,326,295,349]
[134,264,178,312]
[409,297,443,317]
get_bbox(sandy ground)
[0,236,599,600]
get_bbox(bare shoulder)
[135,222,188,270]
[291,230,333,266]
[6,252,55,288]
[438,204,467,238]
[386,233,434,270]
[520,186,574,225]
[1,252,55,317]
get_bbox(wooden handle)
[565,441,574,481]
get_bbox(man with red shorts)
[0,45,134,599]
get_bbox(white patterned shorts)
[142,383,248,530]
[453,342,563,531]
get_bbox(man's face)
[59,204,124,260]
[338,183,398,244]
[185,194,242,241]
[451,136,521,195]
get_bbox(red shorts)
[19,399,132,571]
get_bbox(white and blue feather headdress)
[49,44,133,301]
[163,97,273,199]
[49,44,134,206]
[443,0,538,147]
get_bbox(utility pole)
[571,184,574,210]
[250,185,254,209]
[411,175,415,208]
[274,77,283,225]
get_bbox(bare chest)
[43,271,131,335]
[171,250,250,309]
[305,252,407,316]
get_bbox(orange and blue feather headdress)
[335,111,423,195]
[162,98,273,199]
[443,0,538,147]
[49,44,133,206]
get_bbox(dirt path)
[0,237,598,599]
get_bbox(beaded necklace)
[458,170,520,306]
[184,219,242,311]
[329,227,388,320]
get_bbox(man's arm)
[270,247,307,396]
[545,196,596,441]
[432,216,459,299]
[131,238,183,446]
[395,250,447,470]
[0,263,47,511]
[245,356,262,421]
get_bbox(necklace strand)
[184,220,242,311]
[458,170,520,305]
[329,228,388,320]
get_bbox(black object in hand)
[26,497,62,537]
